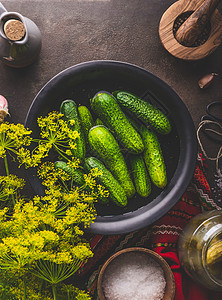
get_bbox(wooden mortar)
[159,0,222,60]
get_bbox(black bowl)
[25,60,197,234]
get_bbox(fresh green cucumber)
[84,157,127,207]
[78,105,94,150]
[113,90,171,135]
[128,154,151,198]
[90,91,144,154]
[88,125,135,198]
[60,100,86,161]
[54,160,85,186]
[140,125,167,189]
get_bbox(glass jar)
[178,210,222,291]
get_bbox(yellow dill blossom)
[89,167,103,177]
[0,145,5,157]
[95,184,109,200]
[63,204,89,225]
[0,175,25,202]
[0,123,32,159]
[79,191,96,204]
[73,226,84,236]
[62,189,79,204]
[54,166,71,182]
[60,284,91,300]
[0,207,8,222]
[67,157,80,169]
[37,112,64,133]
[0,229,61,268]
[65,149,73,156]
[34,111,80,162]
[37,161,55,179]
[75,290,92,300]
[83,173,97,188]
[12,201,43,232]
[38,161,71,192]
[27,141,53,168]
[16,147,33,167]
[70,243,93,261]
[0,192,94,259]
[0,121,52,169]
[66,202,96,227]
[0,122,33,172]
[53,251,73,265]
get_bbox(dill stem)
[53,145,68,161]
[4,156,9,176]
[52,284,58,300]
[39,279,44,293]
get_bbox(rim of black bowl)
[25,60,197,235]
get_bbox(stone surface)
[0,0,221,202]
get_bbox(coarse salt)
[102,252,166,300]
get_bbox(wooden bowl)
[97,247,175,300]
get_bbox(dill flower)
[83,173,97,189]
[67,157,80,169]
[0,122,32,161]
[0,175,25,202]
[60,284,91,300]
[96,184,110,198]
[38,161,72,193]
[0,122,35,174]
[34,112,80,162]
[21,141,52,168]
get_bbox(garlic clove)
[0,95,9,123]
[198,73,218,89]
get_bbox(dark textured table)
[0,0,222,203]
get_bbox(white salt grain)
[102,252,166,300]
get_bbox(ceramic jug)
[0,2,41,67]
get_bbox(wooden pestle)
[175,0,221,46]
